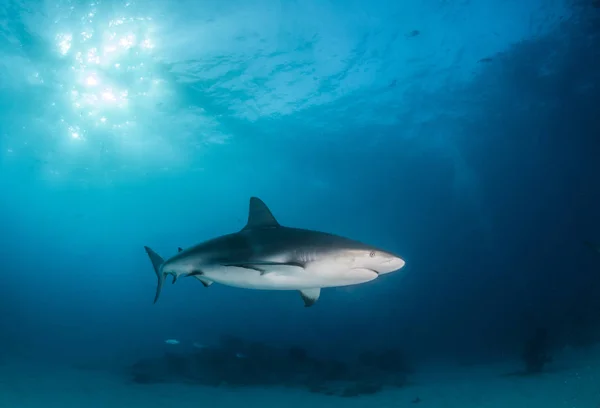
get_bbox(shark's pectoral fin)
[172,275,178,284]
[299,288,321,307]
[194,276,213,287]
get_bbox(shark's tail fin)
[144,246,165,304]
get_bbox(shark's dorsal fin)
[242,197,280,230]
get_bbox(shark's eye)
[369,250,376,258]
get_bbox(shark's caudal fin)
[242,197,280,231]
[144,246,165,304]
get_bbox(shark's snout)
[377,254,406,274]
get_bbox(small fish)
[235,352,247,359]
[165,339,180,345]
[478,57,493,63]
[193,342,207,349]
[412,397,422,404]
[406,30,420,38]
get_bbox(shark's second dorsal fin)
[242,197,280,230]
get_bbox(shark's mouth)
[352,268,379,276]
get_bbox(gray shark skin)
[144,197,405,307]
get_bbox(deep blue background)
[0,0,598,368]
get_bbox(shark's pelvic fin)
[299,288,321,307]
[144,246,165,304]
[242,197,280,231]
[194,276,213,287]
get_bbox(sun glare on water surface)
[52,3,165,143]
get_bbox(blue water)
[1,0,600,406]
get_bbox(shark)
[144,197,406,307]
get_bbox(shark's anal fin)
[194,276,213,287]
[299,288,321,307]
[242,197,280,231]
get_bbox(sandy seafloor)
[1,345,599,408]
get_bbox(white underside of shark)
[196,263,379,291]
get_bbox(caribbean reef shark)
[144,197,405,307]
